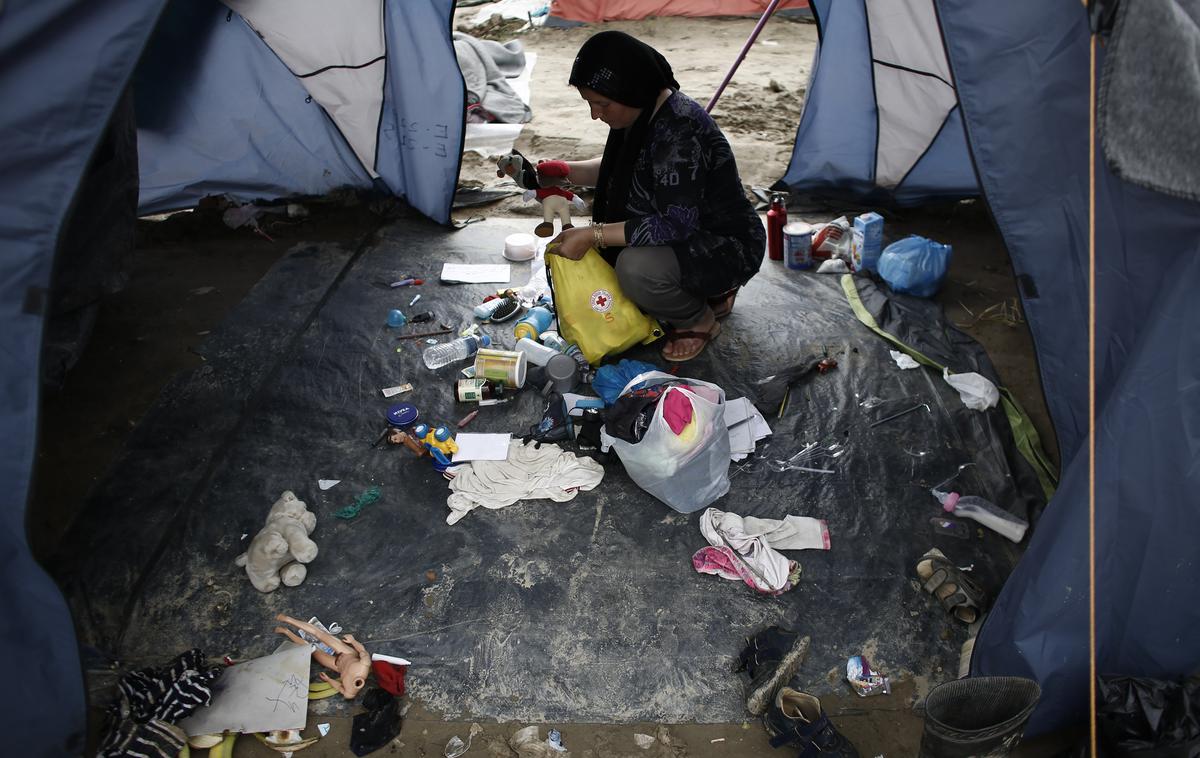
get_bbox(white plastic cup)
[515,337,560,367]
[503,233,538,262]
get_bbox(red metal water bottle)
[767,192,787,261]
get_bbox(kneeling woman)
[544,31,765,362]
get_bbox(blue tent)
[783,0,1200,735]
[938,0,1200,736]
[3,0,1199,752]
[0,0,460,753]
[779,0,979,206]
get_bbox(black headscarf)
[569,32,679,223]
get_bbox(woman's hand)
[547,225,593,261]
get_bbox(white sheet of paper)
[452,433,512,462]
[441,263,511,284]
[179,644,311,736]
[723,397,754,427]
[750,412,773,441]
[727,420,755,456]
[318,479,340,491]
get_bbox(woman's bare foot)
[662,308,721,362]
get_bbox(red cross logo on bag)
[590,289,614,313]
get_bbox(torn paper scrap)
[381,383,413,397]
[890,350,920,370]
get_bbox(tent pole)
[705,0,785,113]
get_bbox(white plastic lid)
[503,233,538,262]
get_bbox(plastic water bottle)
[940,492,1029,543]
[539,331,568,352]
[422,334,491,370]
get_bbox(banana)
[186,733,224,749]
[208,732,237,758]
[255,730,321,753]
[308,681,338,700]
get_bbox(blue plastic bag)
[877,236,953,298]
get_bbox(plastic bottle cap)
[942,491,960,512]
[503,233,538,262]
[480,334,492,347]
[387,403,419,427]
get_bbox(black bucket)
[919,676,1042,758]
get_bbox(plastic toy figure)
[496,149,586,238]
[274,614,371,699]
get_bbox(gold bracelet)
[592,222,605,250]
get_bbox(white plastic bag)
[943,368,999,410]
[605,371,730,513]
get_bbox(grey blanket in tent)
[1100,0,1200,202]
[453,32,532,125]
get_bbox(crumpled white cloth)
[698,508,830,592]
[890,349,921,370]
[943,367,1000,410]
[445,440,604,525]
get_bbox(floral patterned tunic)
[618,91,766,296]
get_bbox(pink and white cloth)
[692,508,830,594]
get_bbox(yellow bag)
[546,247,663,365]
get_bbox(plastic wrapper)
[877,235,953,297]
[846,655,891,697]
[1097,675,1200,755]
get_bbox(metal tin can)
[783,221,814,270]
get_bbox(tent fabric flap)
[225,0,388,178]
[0,0,173,754]
[780,0,976,205]
[938,0,1200,735]
[137,0,461,225]
[135,2,375,214]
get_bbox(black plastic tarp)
[53,218,1044,723]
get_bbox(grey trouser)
[615,245,709,328]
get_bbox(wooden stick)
[396,329,453,341]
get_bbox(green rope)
[335,486,382,520]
